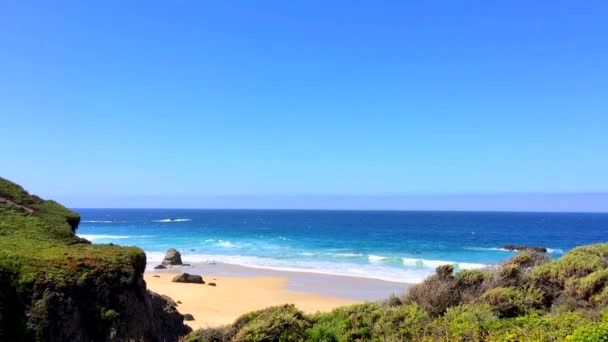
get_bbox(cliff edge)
[0,177,191,341]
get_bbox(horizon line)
[70,207,608,214]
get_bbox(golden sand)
[144,273,359,330]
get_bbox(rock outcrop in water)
[501,245,548,253]
[163,248,183,265]
[0,177,191,341]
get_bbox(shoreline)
[145,273,361,330]
[147,261,411,301]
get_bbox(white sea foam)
[298,252,316,256]
[145,252,432,283]
[154,218,192,222]
[216,240,237,248]
[145,251,166,262]
[464,247,512,252]
[334,253,363,257]
[368,255,388,262]
[546,248,564,254]
[403,257,486,270]
[77,234,155,241]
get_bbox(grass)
[0,177,147,339]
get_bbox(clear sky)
[1,1,607,211]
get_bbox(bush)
[507,251,550,269]
[566,270,608,301]
[181,327,230,342]
[479,287,525,317]
[229,305,312,342]
[433,304,498,341]
[566,322,608,341]
[308,303,382,342]
[406,264,459,316]
[487,311,595,341]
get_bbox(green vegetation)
[0,177,188,341]
[3,176,607,341]
[185,246,608,341]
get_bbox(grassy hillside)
[185,246,608,341]
[0,178,189,341]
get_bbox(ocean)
[75,209,608,283]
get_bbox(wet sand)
[147,261,410,301]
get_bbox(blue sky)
[1,1,607,211]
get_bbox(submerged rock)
[172,273,204,284]
[162,248,183,265]
[154,264,167,269]
[502,245,547,253]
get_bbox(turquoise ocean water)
[75,209,608,283]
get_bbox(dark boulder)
[162,248,183,265]
[172,273,204,284]
[502,245,547,253]
[154,264,167,269]
[183,314,195,321]
[208,282,216,286]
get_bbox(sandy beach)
[145,273,360,330]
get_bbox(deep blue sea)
[75,209,608,283]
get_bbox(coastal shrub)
[482,311,595,341]
[382,293,403,307]
[405,264,459,316]
[530,244,608,307]
[378,303,430,341]
[181,326,230,342]
[533,244,608,284]
[455,269,488,287]
[496,263,525,288]
[479,287,525,318]
[565,322,608,341]
[566,269,608,302]
[594,286,608,305]
[310,302,383,341]
[227,304,311,342]
[306,302,428,342]
[430,304,498,341]
[455,269,489,303]
[506,250,550,269]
